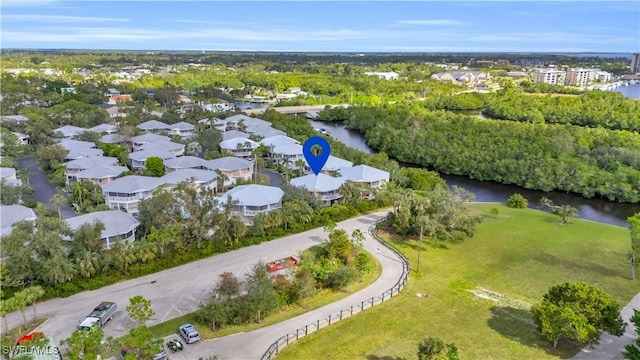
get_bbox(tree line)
[423,86,640,132]
[318,104,640,204]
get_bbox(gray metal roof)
[60,139,97,151]
[65,210,139,240]
[161,168,217,185]
[1,115,28,122]
[203,157,253,171]
[101,175,165,193]
[89,123,118,133]
[75,165,129,180]
[137,120,171,131]
[140,141,185,152]
[65,156,119,170]
[130,133,171,144]
[290,173,345,192]
[128,149,176,161]
[164,156,206,169]
[223,185,283,207]
[272,143,303,156]
[260,135,299,148]
[0,205,36,237]
[316,155,352,171]
[338,165,390,183]
[100,134,126,144]
[170,121,195,131]
[222,130,250,141]
[0,167,17,178]
[54,125,87,137]
[250,126,286,138]
[219,137,259,150]
[65,148,104,161]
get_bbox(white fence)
[260,221,410,360]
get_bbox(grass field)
[277,204,635,360]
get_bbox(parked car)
[178,324,201,344]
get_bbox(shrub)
[506,193,528,208]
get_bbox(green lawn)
[277,204,636,360]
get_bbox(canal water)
[306,118,639,227]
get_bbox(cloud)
[0,0,58,7]
[2,14,129,22]
[397,19,469,26]
[469,32,636,45]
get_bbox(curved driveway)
[5,210,399,357]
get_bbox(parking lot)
[160,334,218,360]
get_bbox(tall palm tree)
[294,159,306,176]
[51,193,66,219]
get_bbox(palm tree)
[51,193,66,219]
[75,250,100,278]
[17,168,31,187]
[23,285,45,323]
[294,159,306,176]
[72,182,88,209]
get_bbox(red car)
[266,256,299,272]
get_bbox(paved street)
[15,156,76,219]
[258,168,282,188]
[5,210,394,357]
[572,293,640,360]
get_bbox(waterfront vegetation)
[318,101,640,204]
[276,203,634,360]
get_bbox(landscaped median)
[275,204,635,360]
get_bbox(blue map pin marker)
[303,136,331,176]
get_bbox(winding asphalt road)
[15,156,76,219]
[4,210,398,359]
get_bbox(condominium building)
[631,53,640,74]
[533,69,566,85]
[565,68,596,86]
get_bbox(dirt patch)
[468,287,535,325]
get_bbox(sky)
[1,1,639,53]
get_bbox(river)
[306,118,639,227]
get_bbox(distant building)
[565,68,596,86]
[631,53,640,74]
[533,69,566,85]
[365,71,399,80]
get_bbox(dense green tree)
[325,228,355,265]
[531,282,625,348]
[245,262,277,323]
[324,265,359,291]
[144,156,164,177]
[506,193,528,208]
[417,336,459,360]
[61,327,104,360]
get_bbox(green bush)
[506,193,528,209]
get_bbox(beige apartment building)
[565,68,596,86]
[533,69,566,85]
